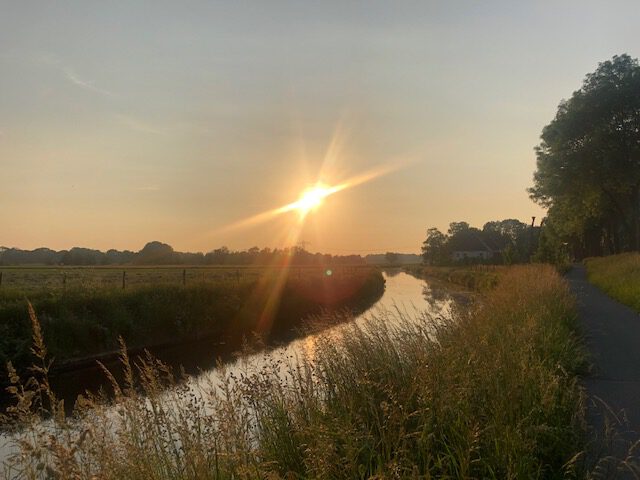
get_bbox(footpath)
[567,265,640,437]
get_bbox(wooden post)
[122,271,126,290]
[63,272,67,290]
[236,269,240,284]
[529,216,536,262]
[0,271,2,287]
[183,269,186,286]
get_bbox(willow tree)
[530,54,640,257]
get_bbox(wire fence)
[0,265,375,293]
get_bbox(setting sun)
[292,184,335,215]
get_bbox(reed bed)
[1,265,587,479]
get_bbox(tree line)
[426,54,640,265]
[421,219,538,265]
[0,241,410,266]
[529,54,640,261]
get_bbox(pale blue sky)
[1,1,638,253]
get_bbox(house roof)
[449,231,501,252]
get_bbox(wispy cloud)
[28,52,117,98]
[114,114,166,135]
[63,68,117,97]
[134,185,161,192]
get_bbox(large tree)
[530,54,640,257]
[421,227,448,265]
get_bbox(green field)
[0,265,370,293]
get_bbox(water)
[183,270,454,390]
[0,270,455,468]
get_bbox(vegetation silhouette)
[421,219,537,265]
[530,54,640,261]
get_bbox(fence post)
[122,271,126,290]
[236,269,240,284]
[183,269,186,286]
[0,271,2,287]
[63,272,67,291]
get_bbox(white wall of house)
[451,250,492,261]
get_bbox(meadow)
[0,265,368,293]
[586,253,640,312]
[1,265,589,479]
[0,266,384,379]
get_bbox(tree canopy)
[421,219,534,265]
[530,54,640,258]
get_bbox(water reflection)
[182,270,455,394]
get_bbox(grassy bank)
[0,269,384,376]
[585,253,640,312]
[2,265,586,479]
[406,264,503,292]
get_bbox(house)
[449,233,500,262]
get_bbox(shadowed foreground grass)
[586,253,640,312]
[1,265,587,479]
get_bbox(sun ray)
[213,162,402,235]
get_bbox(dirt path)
[567,265,640,433]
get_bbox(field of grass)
[406,264,503,292]
[585,253,640,312]
[1,264,588,479]
[0,267,384,377]
[0,265,368,293]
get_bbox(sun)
[214,162,402,233]
[293,184,335,215]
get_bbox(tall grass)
[586,253,640,312]
[408,265,502,292]
[1,265,586,479]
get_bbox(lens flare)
[289,183,341,216]
[294,185,331,214]
[213,162,403,234]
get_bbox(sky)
[1,1,639,254]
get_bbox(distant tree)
[136,241,175,264]
[447,222,470,236]
[206,246,230,265]
[421,228,448,265]
[447,227,486,254]
[483,219,529,262]
[385,252,399,265]
[530,54,640,257]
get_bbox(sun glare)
[294,185,333,215]
[213,161,405,234]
